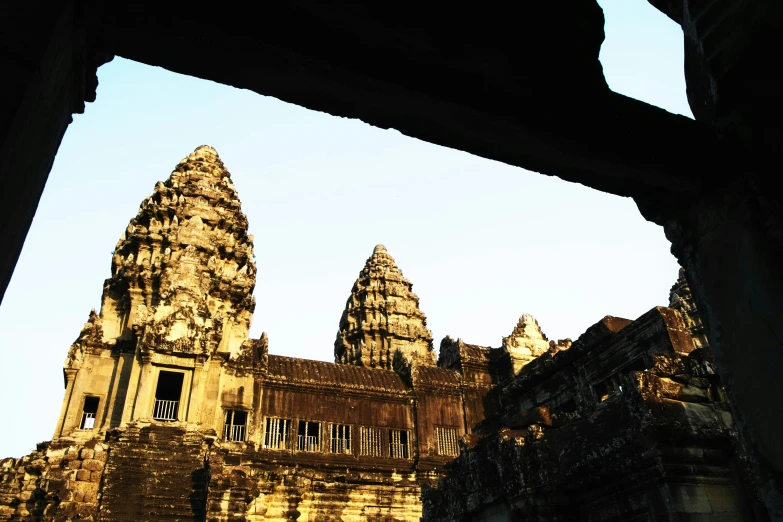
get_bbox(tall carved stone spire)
[335,244,435,369]
[68,145,256,363]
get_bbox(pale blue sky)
[0,1,689,456]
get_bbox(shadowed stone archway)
[1,0,781,516]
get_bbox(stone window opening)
[624,357,648,373]
[558,399,577,414]
[223,410,247,442]
[594,373,626,402]
[264,417,291,449]
[389,429,410,459]
[329,424,351,454]
[79,396,100,430]
[359,426,383,456]
[297,420,321,452]
[436,426,460,457]
[152,370,183,421]
[593,379,612,402]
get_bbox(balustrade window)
[436,426,459,457]
[152,371,183,421]
[264,417,290,449]
[359,427,383,456]
[388,429,410,459]
[223,410,247,442]
[329,424,351,454]
[297,420,321,451]
[79,396,100,430]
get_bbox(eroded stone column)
[187,358,205,424]
[132,353,155,420]
[54,368,78,438]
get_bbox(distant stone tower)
[335,245,435,369]
[501,313,551,373]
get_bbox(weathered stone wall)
[0,440,107,521]
[422,307,765,521]
[0,431,429,521]
[206,447,427,521]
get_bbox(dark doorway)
[153,370,184,421]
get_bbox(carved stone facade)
[0,147,764,520]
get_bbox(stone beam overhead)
[93,2,728,201]
[0,0,737,305]
[335,244,435,370]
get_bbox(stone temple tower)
[99,144,256,356]
[334,244,435,369]
[55,145,263,438]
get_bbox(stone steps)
[98,426,208,521]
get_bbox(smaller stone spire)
[502,314,550,373]
[335,245,435,369]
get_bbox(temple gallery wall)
[0,147,771,521]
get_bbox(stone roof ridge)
[567,315,632,356]
[410,364,462,387]
[268,353,400,374]
[266,354,409,393]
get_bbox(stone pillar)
[658,176,783,518]
[120,351,143,424]
[53,368,78,438]
[186,358,205,424]
[250,372,264,447]
[132,353,155,420]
